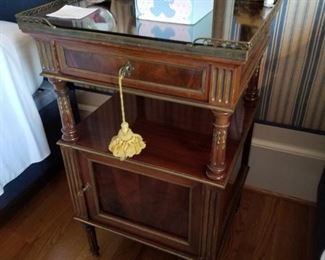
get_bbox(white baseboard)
[252,124,325,161]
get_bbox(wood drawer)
[56,40,210,101]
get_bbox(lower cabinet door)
[79,151,203,255]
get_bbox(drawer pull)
[120,61,134,77]
[78,183,91,196]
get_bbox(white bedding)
[0,21,50,195]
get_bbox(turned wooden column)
[49,78,78,142]
[84,224,100,256]
[245,63,261,102]
[206,111,232,180]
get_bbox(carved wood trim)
[200,185,220,260]
[61,147,88,219]
[210,67,234,105]
[34,39,58,73]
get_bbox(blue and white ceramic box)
[136,11,213,42]
[135,0,214,25]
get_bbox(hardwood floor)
[219,188,316,260]
[0,171,316,260]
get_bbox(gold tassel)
[108,64,146,160]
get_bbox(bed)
[0,0,64,214]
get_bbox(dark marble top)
[16,0,281,59]
[51,0,273,43]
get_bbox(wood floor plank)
[136,247,181,260]
[219,190,275,259]
[219,189,316,260]
[306,207,317,260]
[264,199,316,260]
[0,172,316,260]
[0,231,31,259]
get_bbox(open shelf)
[61,93,257,188]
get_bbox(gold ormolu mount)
[108,62,146,160]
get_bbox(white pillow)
[0,21,43,95]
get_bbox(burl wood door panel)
[79,152,203,254]
[56,40,209,101]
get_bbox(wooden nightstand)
[17,0,281,258]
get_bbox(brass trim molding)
[192,38,252,51]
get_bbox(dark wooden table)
[17,0,281,259]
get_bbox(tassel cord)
[108,64,146,160]
[118,69,126,124]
